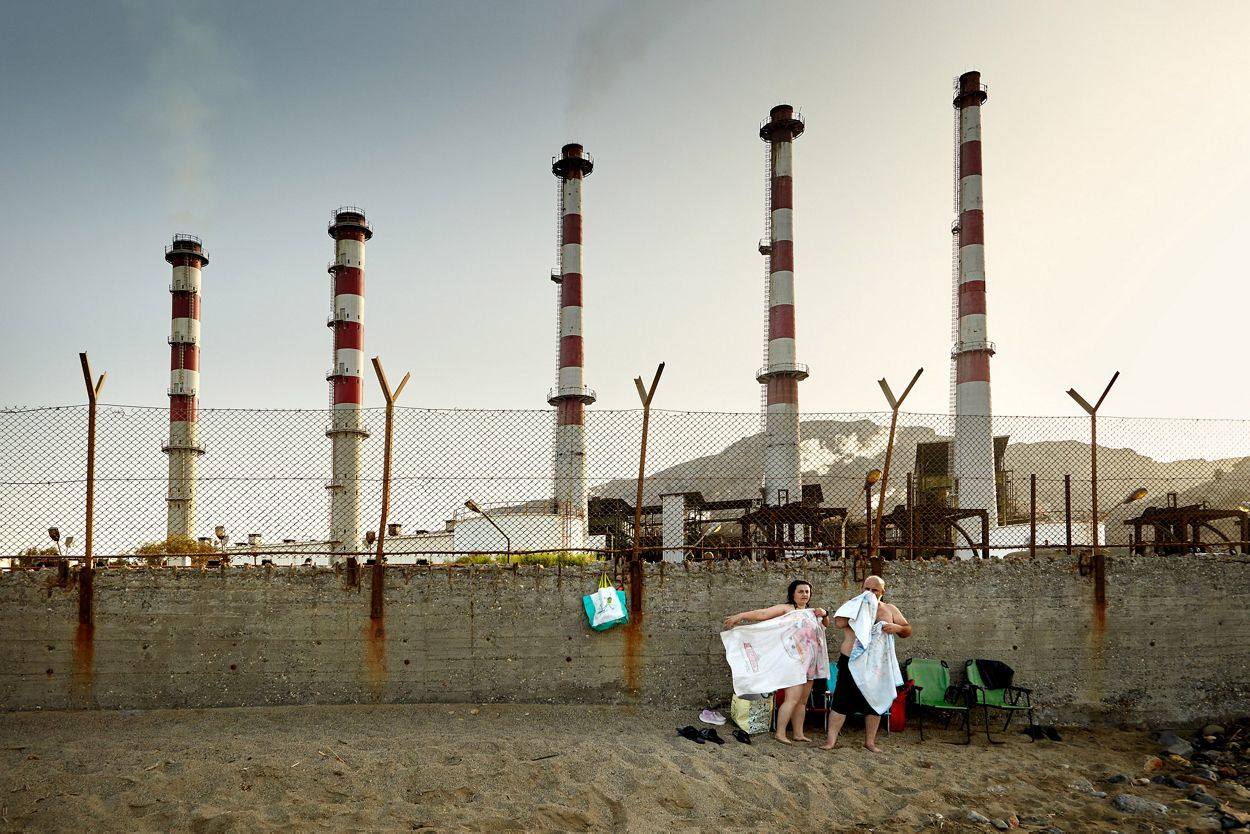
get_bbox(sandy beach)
[1,703,1245,832]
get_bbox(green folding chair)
[902,658,973,744]
[965,660,1035,743]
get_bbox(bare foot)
[774,734,792,745]
[793,735,811,743]
[819,739,838,750]
[863,742,882,753]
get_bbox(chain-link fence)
[3,404,1249,566]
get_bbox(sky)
[4,0,1250,419]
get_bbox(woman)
[723,580,830,744]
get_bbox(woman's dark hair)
[786,579,812,606]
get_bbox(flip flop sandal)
[698,728,725,745]
[732,728,752,745]
[677,725,705,744]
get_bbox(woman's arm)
[723,603,792,629]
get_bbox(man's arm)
[882,605,912,638]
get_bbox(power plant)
[163,234,208,539]
[147,71,1040,562]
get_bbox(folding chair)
[902,658,973,744]
[965,660,1035,743]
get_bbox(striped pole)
[327,207,372,560]
[163,234,208,539]
[549,144,596,539]
[952,72,998,526]
[757,105,808,506]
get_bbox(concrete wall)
[2,555,1247,726]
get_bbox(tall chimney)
[326,207,372,560]
[951,72,998,526]
[757,105,808,506]
[163,234,208,539]
[549,144,595,543]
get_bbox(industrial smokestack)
[549,144,596,543]
[757,105,808,506]
[163,234,208,539]
[951,72,998,526]
[326,207,372,561]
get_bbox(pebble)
[1162,739,1196,758]
[1104,774,1128,784]
[1203,724,1226,737]
[1143,755,1164,772]
[991,820,1008,831]
[1132,777,1149,786]
[1112,794,1169,816]
[1189,790,1221,809]
[1191,767,1221,783]
[1151,774,1190,790]
[1069,778,1095,793]
[966,810,991,824]
[1091,791,1108,798]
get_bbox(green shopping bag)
[582,574,629,631]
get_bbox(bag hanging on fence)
[582,574,629,631]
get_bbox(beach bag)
[730,694,774,734]
[889,680,915,732]
[582,575,629,631]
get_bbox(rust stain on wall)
[623,613,643,695]
[71,622,94,701]
[364,618,386,701]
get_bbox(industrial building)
[142,71,1134,565]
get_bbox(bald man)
[822,575,912,753]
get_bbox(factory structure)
[163,235,208,540]
[147,70,1110,566]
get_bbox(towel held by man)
[822,575,912,753]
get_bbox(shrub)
[451,551,602,566]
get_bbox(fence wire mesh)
[3,404,1250,566]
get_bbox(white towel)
[720,609,830,697]
[832,591,903,715]
[833,590,878,649]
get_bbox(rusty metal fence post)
[78,353,105,627]
[1064,474,1073,554]
[1029,473,1037,557]
[630,363,664,616]
[369,357,410,621]
[1068,372,1119,607]
[870,368,923,576]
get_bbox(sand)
[0,703,1242,832]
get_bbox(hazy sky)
[4,0,1249,418]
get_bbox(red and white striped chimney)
[757,105,808,506]
[326,207,372,560]
[549,144,595,539]
[163,234,208,539]
[952,72,998,526]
